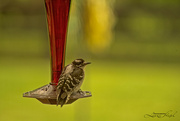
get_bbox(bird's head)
[72,59,91,68]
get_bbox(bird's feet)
[77,89,85,95]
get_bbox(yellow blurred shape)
[83,0,115,54]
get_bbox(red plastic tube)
[45,0,71,84]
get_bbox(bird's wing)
[56,68,84,107]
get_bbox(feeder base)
[23,84,92,105]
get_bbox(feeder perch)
[23,0,92,105]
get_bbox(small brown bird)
[56,59,91,107]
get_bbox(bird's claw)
[77,89,85,95]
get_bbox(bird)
[56,58,91,107]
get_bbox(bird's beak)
[83,62,91,66]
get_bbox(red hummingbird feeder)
[23,0,91,105]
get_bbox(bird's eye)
[75,62,81,65]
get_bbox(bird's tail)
[57,90,68,107]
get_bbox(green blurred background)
[0,0,180,121]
